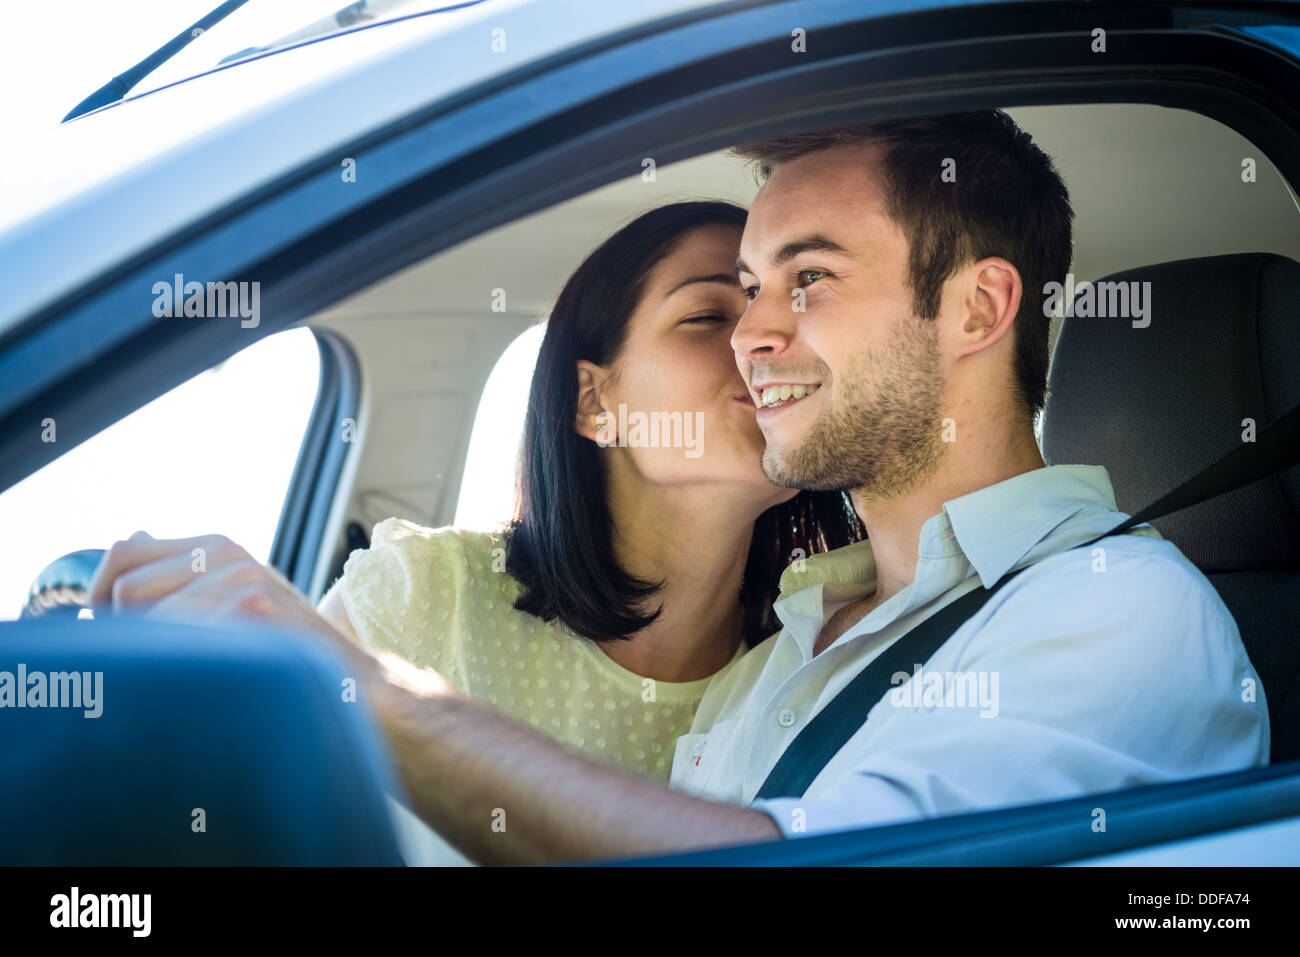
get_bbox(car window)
[0,328,319,620]
[454,322,546,530]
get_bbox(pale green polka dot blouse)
[336,518,747,782]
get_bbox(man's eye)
[683,314,727,324]
[797,269,828,286]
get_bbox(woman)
[316,201,864,781]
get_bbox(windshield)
[2,1,489,135]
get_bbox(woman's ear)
[574,360,614,445]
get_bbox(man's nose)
[731,287,795,359]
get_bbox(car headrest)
[1042,252,1300,572]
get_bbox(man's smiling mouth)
[756,383,821,409]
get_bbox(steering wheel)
[20,549,106,620]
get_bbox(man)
[91,110,1268,864]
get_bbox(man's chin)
[761,447,827,491]
[762,436,872,492]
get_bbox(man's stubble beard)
[761,314,947,499]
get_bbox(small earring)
[595,411,615,447]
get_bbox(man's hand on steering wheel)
[89,531,341,643]
[86,531,457,708]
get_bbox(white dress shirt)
[670,465,1270,837]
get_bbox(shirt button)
[692,741,705,757]
[777,708,796,728]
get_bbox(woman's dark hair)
[505,201,865,647]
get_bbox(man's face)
[733,143,947,497]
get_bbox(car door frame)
[269,328,362,599]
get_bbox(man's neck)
[848,426,1047,622]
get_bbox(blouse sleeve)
[335,517,466,677]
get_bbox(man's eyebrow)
[660,273,741,302]
[736,235,852,275]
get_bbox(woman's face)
[585,222,798,507]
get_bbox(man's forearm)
[362,659,782,865]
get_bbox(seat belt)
[755,402,1300,801]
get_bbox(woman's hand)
[89,531,342,644]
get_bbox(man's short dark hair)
[733,110,1074,419]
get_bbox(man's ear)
[953,257,1022,359]
[574,359,610,443]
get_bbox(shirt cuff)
[750,788,927,838]
[750,797,808,839]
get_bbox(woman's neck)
[597,479,763,683]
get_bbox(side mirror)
[20,548,106,619]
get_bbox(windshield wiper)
[62,0,251,122]
[217,1,430,64]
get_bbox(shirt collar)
[941,464,1121,588]
[778,465,1120,595]
[777,538,876,595]
[771,465,1125,657]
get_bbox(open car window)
[0,328,319,619]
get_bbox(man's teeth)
[759,383,819,408]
